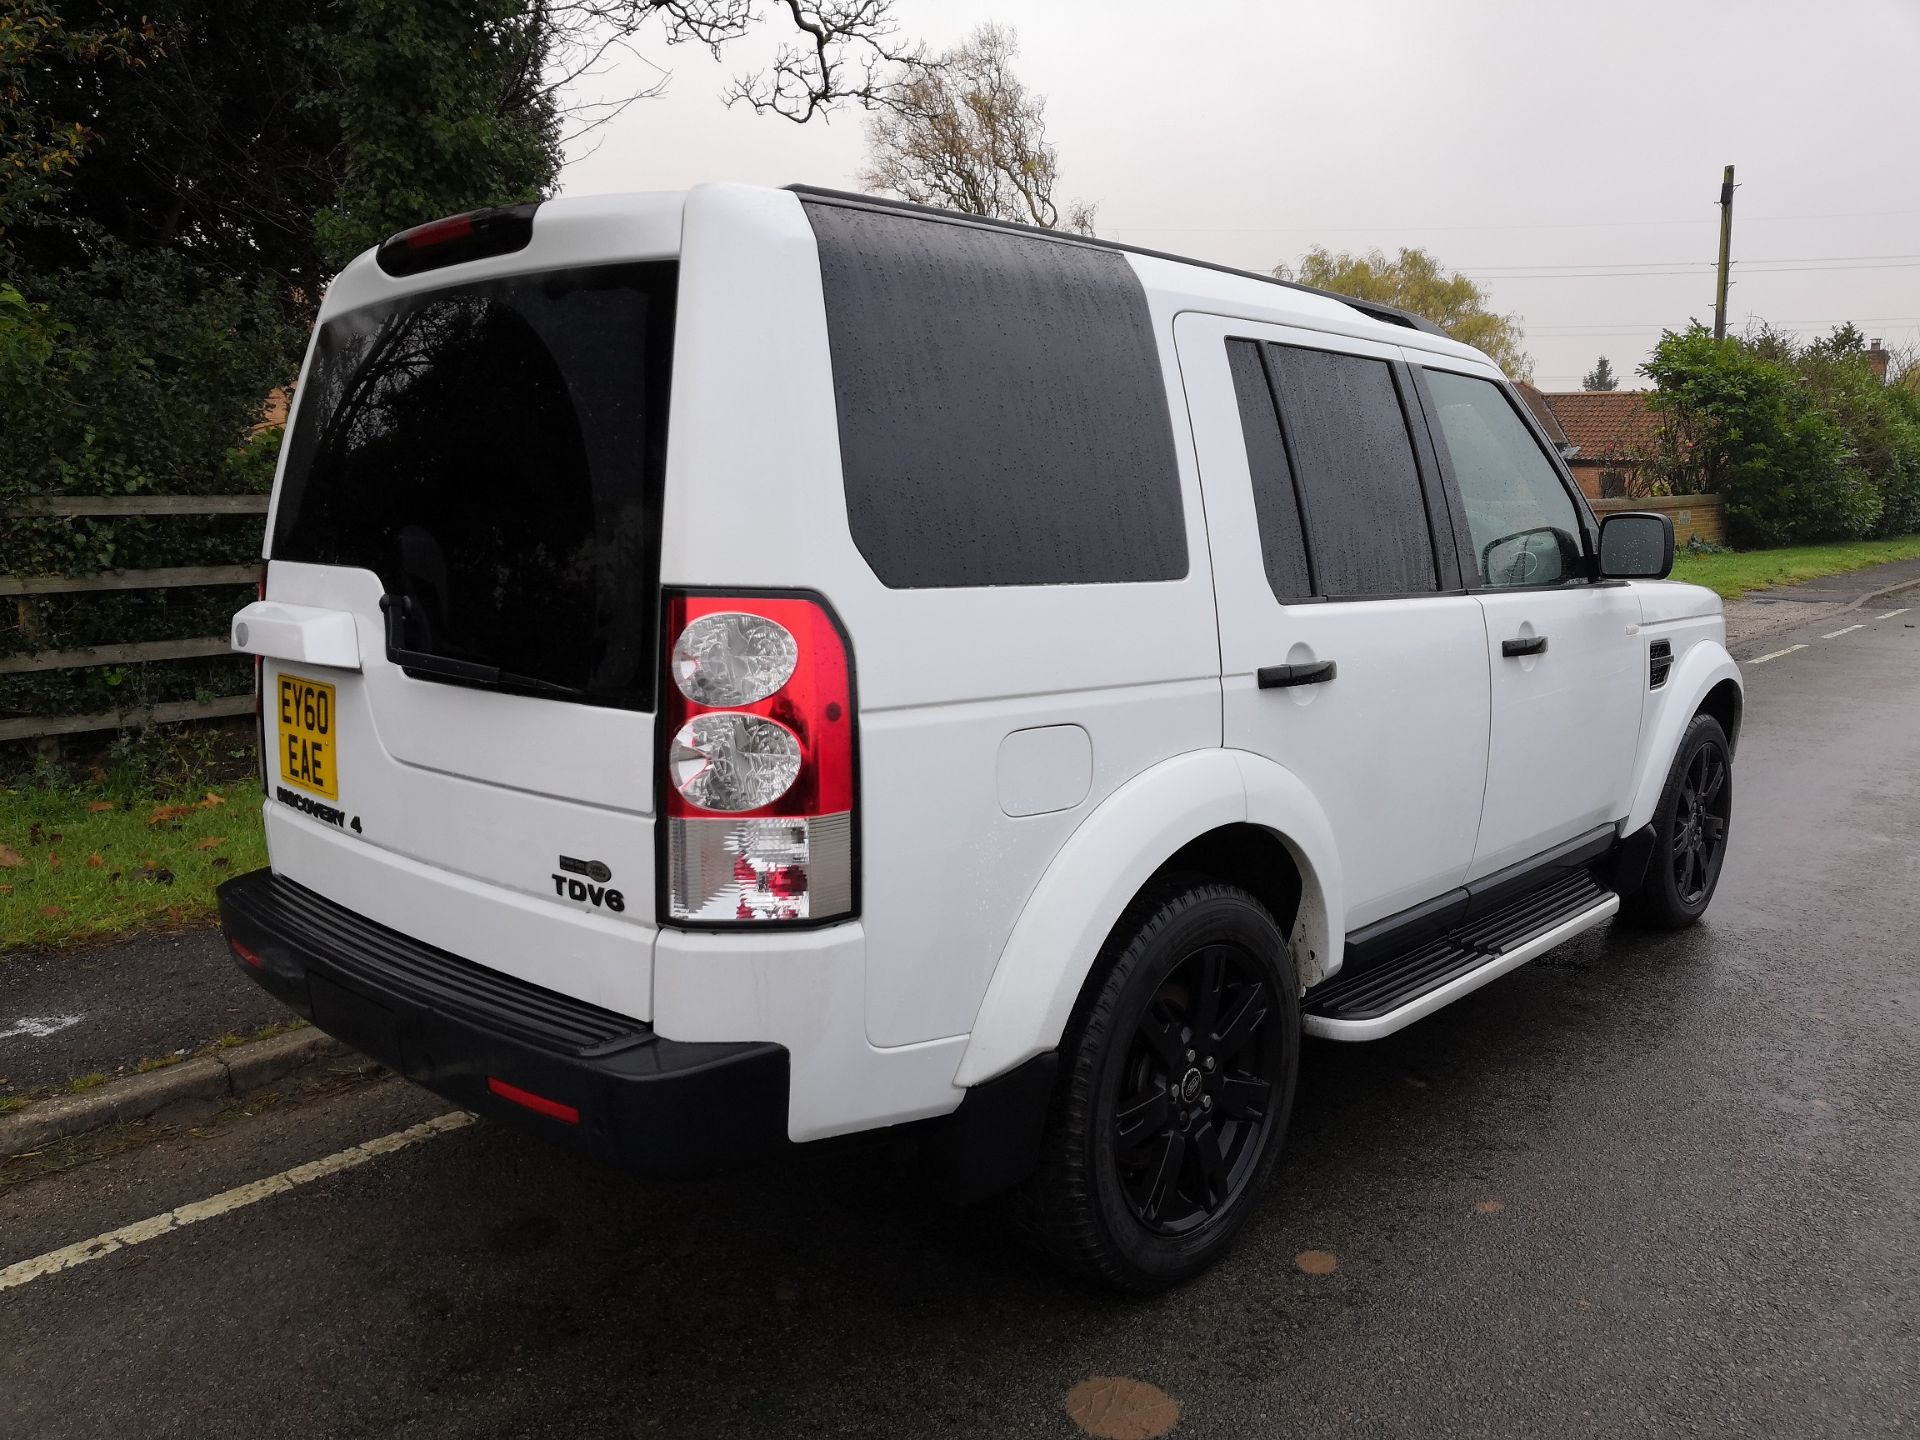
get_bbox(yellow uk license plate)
[277,674,338,800]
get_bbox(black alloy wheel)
[1621,712,1734,929]
[1009,880,1300,1292]
[1671,739,1731,905]
[1114,943,1282,1236]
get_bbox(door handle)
[1501,635,1548,658]
[1257,660,1337,689]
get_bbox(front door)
[1411,365,1645,879]
[1175,314,1492,933]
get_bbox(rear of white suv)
[222,192,808,1173]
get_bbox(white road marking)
[1821,625,1864,639]
[1748,645,1807,665]
[1878,607,1909,620]
[0,1110,473,1293]
[0,1015,84,1042]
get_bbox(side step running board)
[1304,872,1619,1042]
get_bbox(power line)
[1099,208,1920,237]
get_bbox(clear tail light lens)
[672,612,798,707]
[669,712,801,812]
[662,593,856,925]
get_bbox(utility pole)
[1713,163,1735,341]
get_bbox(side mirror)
[1597,512,1675,580]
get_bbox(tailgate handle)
[231,601,361,671]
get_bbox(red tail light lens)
[661,593,856,925]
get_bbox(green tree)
[1274,246,1530,378]
[859,23,1094,233]
[1582,355,1619,391]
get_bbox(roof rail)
[785,184,1452,340]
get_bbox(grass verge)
[1671,534,1920,600]
[0,778,265,952]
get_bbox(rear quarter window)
[802,201,1187,589]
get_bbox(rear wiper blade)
[377,594,589,699]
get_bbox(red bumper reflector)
[486,1076,580,1125]
[229,937,264,969]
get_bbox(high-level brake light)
[661,593,855,925]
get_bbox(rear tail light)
[661,593,856,925]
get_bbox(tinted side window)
[804,202,1187,588]
[1264,346,1437,597]
[1225,340,1312,601]
[1423,369,1583,587]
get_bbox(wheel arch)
[953,748,1341,1087]
[1623,640,1743,833]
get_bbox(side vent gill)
[1649,639,1673,689]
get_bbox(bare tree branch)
[857,24,1094,233]
[536,0,921,132]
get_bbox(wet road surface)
[2,599,1916,1439]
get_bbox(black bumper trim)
[218,869,789,1177]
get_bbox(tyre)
[1008,880,1301,1292]
[1620,713,1733,929]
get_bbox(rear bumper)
[217,868,789,1177]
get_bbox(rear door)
[1409,363,1644,878]
[248,201,680,1017]
[1175,314,1492,933]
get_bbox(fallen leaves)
[86,800,116,813]
[1475,1200,1506,1215]
[0,845,24,868]
[86,853,104,868]
[149,792,227,827]
[193,835,225,851]
[1064,1378,1180,1440]
[39,905,66,919]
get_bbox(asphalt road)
[3,597,1916,1440]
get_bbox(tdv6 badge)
[552,855,623,912]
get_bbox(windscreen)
[271,262,676,711]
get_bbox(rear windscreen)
[271,262,676,711]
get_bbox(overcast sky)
[561,0,1920,389]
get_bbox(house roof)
[1511,380,1570,447]
[1542,391,1660,460]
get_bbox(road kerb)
[0,1028,349,1156]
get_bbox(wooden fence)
[1,495,265,745]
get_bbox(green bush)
[1641,325,1895,547]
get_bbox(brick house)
[1538,390,1661,500]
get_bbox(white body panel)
[1168,310,1492,931]
[663,186,1222,1052]
[1468,582,1646,877]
